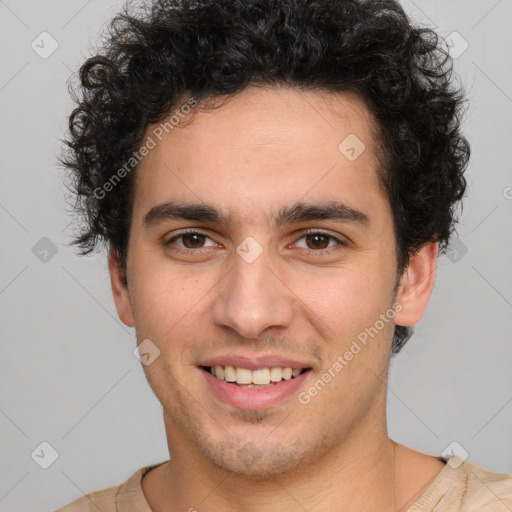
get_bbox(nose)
[211,248,295,339]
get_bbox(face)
[110,85,436,478]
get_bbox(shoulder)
[55,481,124,512]
[55,463,161,512]
[460,460,512,509]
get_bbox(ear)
[108,250,135,327]
[394,242,438,327]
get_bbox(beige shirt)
[56,456,512,511]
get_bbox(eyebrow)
[143,200,370,229]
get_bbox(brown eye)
[294,231,347,253]
[305,233,331,250]
[181,233,207,248]
[165,231,217,251]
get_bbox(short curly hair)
[61,0,470,354]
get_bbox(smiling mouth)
[201,365,311,388]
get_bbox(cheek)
[300,270,395,404]
[128,258,219,346]
[296,262,394,338]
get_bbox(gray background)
[0,1,511,510]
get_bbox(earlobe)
[108,250,135,327]
[394,242,439,327]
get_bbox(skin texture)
[109,85,444,511]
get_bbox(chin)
[195,435,318,480]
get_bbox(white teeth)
[209,365,304,385]
[224,365,236,382]
[270,367,283,382]
[282,368,293,380]
[235,367,252,385]
[252,368,271,385]
[214,365,225,379]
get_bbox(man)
[57,0,512,510]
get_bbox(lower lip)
[201,368,310,410]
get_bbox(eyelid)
[299,228,348,241]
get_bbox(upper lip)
[197,354,314,371]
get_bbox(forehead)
[133,85,387,227]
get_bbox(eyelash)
[164,228,348,255]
